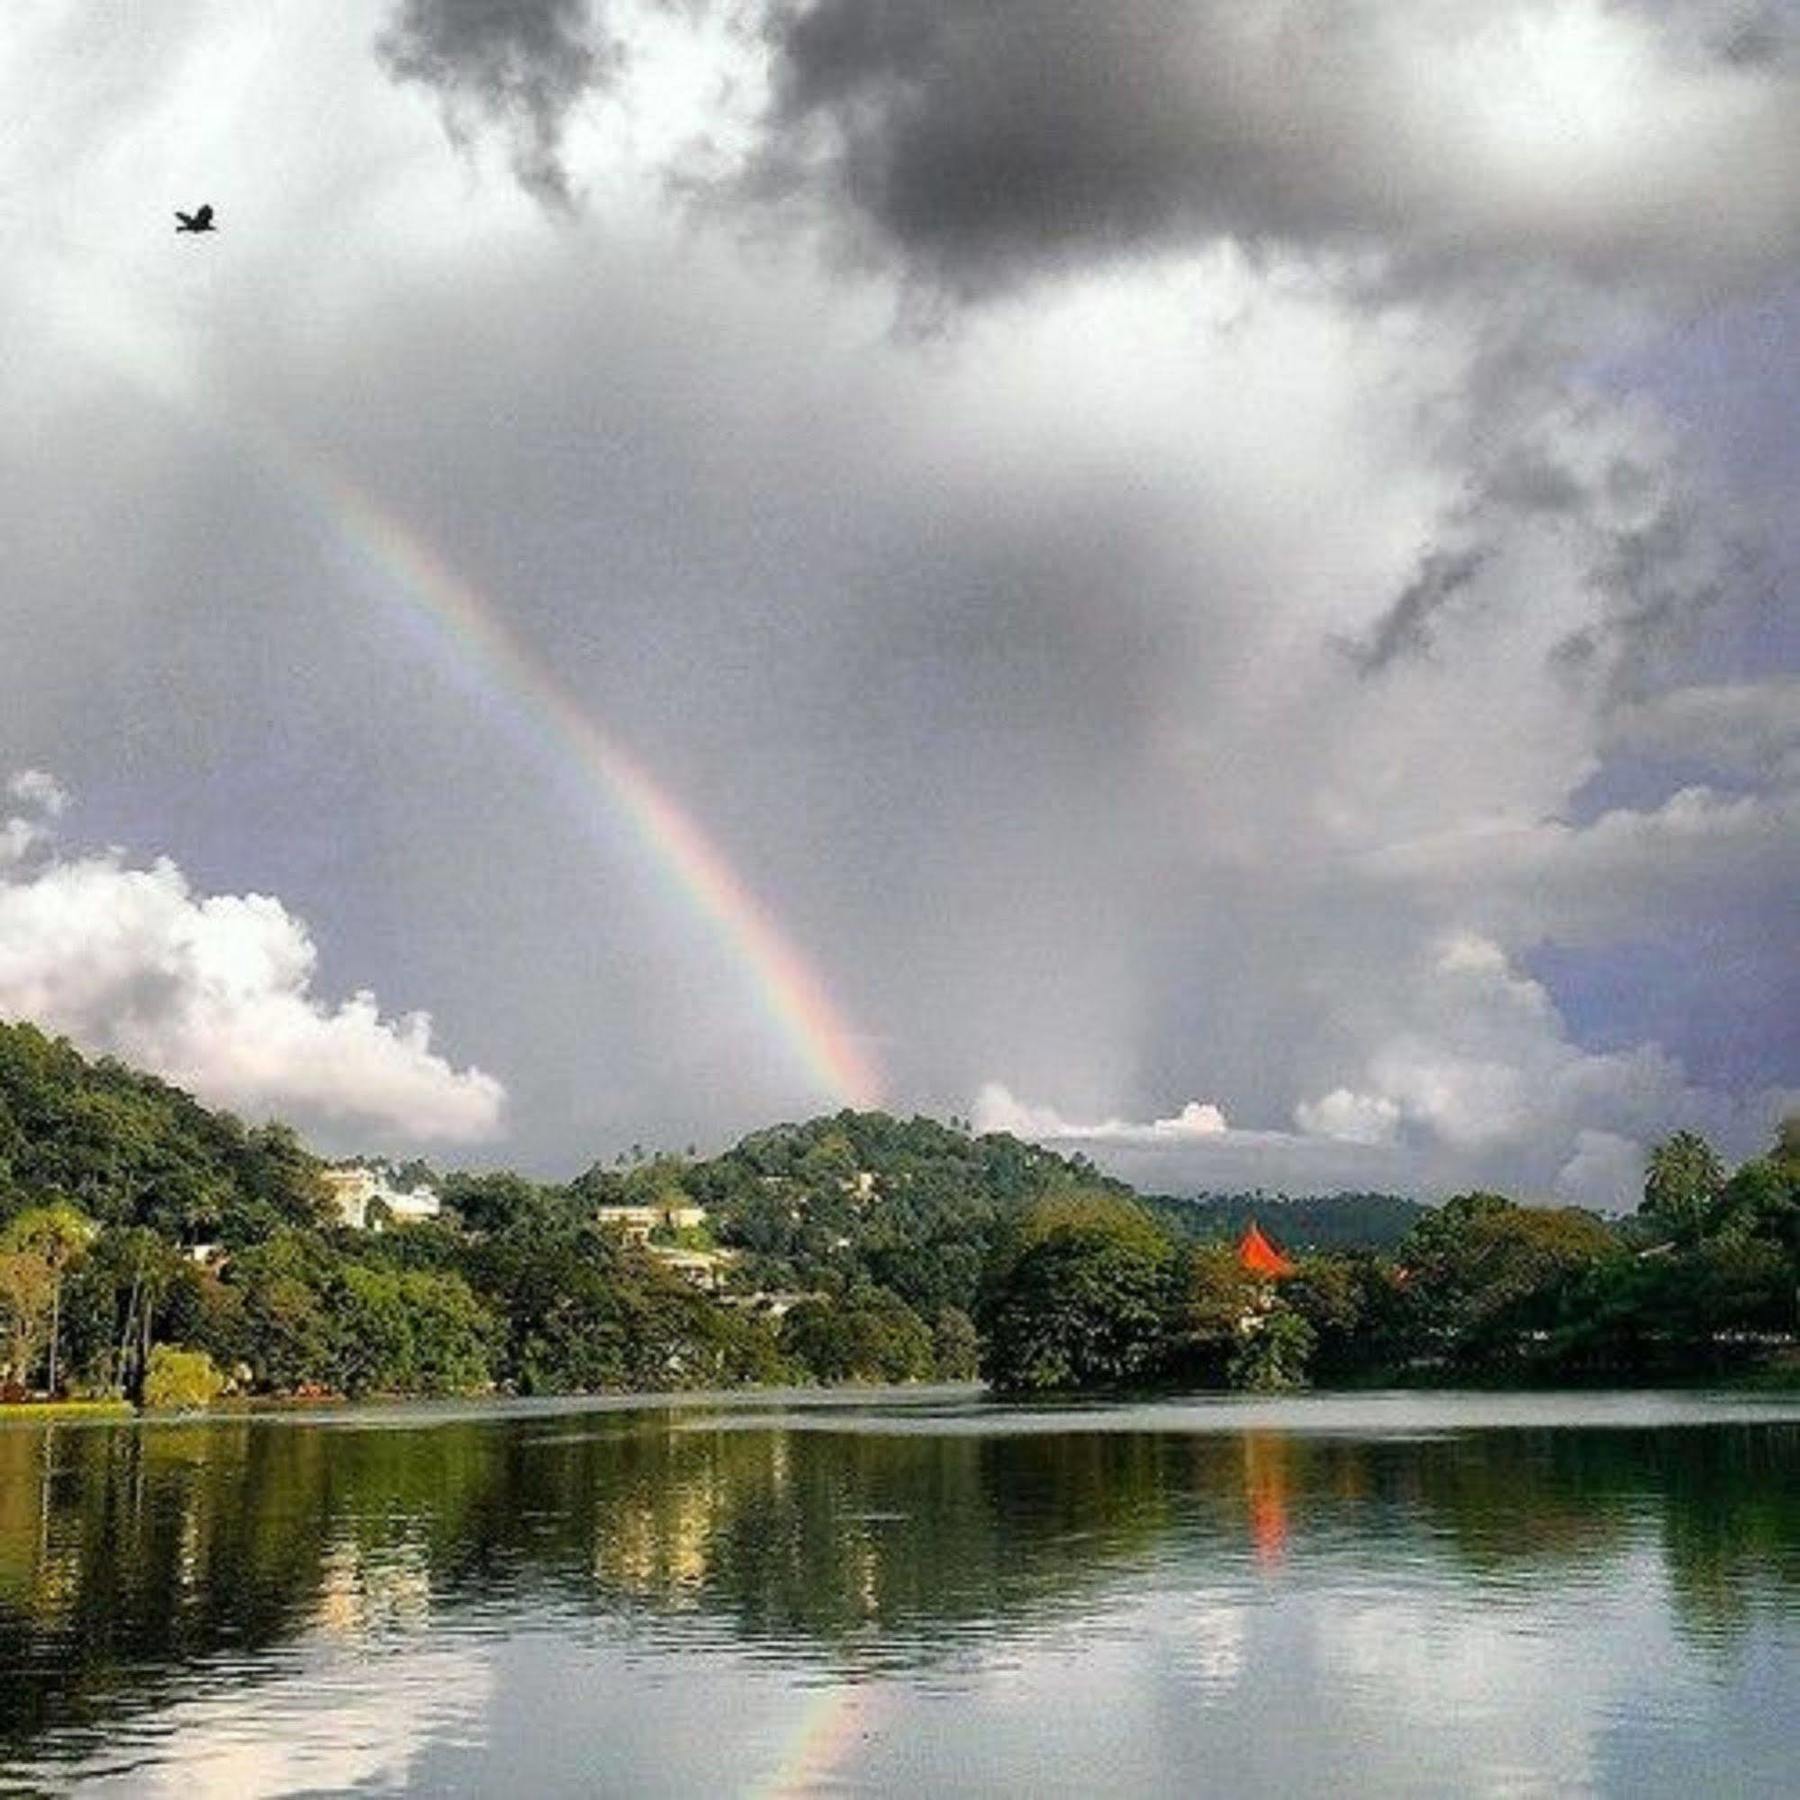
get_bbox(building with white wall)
[322,1165,442,1231]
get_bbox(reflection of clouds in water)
[1161,1602,1248,1693]
[67,1648,490,1798]
[1315,1545,1684,1794]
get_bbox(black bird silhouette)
[174,204,215,233]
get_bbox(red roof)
[1237,1222,1296,1279]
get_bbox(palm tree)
[0,1204,95,1392]
[1642,1132,1725,1245]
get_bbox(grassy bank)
[0,1398,136,1423]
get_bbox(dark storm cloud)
[745,0,1800,300]
[7,4,1795,1196]
[1350,547,1493,674]
[376,0,619,210]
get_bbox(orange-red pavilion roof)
[1237,1222,1296,1279]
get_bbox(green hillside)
[7,1018,1792,1404]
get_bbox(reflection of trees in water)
[1396,1431,1640,1573]
[1176,1423,1800,1646]
[689,1428,1179,1651]
[1395,1425,1800,1647]
[1651,1426,1800,1646]
[0,1419,512,1745]
[3,1414,1798,1752]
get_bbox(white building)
[594,1202,708,1243]
[322,1165,443,1231]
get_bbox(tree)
[0,1204,94,1392]
[0,1247,54,1390]
[978,1192,1177,1392]
[1227,1308,1316,1390]
[779,1289,934,1383]
[1716,1120,1800,1261]
[932,1306,980,1380]
[441,1170,558,1236]
[329,1265,496,1395]
[1777,1114,1800,1166]
[1283,1253,1412,1380]
[57,1224,190,1398]
[229,1232,338,1391]
[1170,1243,1261,1382]
[141,1345,225,1410]
[1398,1193,1620,1368]
[1642,1132,1726,1245]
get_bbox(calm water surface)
[3,1388,1799,1797]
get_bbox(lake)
[3,1388,1799,1796]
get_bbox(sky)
[1,0,1795,1205]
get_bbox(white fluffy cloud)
[1294,1089,1403,1147]
[972,1079,1406,1198]
[973,1085,1230,1146]
[1289,932,1716,1169]
[1,769,69,865]
[6,769,69,815]
[0,781,504,1144]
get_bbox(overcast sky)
[2,0,1795,1204]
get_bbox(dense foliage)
[0,1023,330,1245]
[2,1019,1795,1402]
[611,1111,1125,1315]
[976,1192,1179,1390]
[977,1130,1800,1393]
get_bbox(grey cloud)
[1604,678,1800,775]
[6,4,1795,1195]
[1576,501,1759,699]
[745,0,1800,301]
[1426,387,1757,705]
[376,0,620,210]
[1349,547,1492,674]
[1481,449,1590,517]
[1626,0,1796,69]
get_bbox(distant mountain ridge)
[1142,1191,1431,1254]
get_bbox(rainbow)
[297,458,883,1111]
[754,1682,883,1797]
[55,261,882,1112]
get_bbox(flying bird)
[174,204,215,233]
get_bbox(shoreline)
[0,1399,135,1422]
[6,1374,1799,1431]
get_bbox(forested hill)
[0,1014,1413,1284]
[1143,1192,1431,1254]
[5,1020,1797,1402]
[0,1020,328,1244]
[0,1019,1136,1399]
[569,1110,1132,1321]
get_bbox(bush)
[779,1288,935,1383]
[1227,1308,1316,1391]
[142,1345,225,1411]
